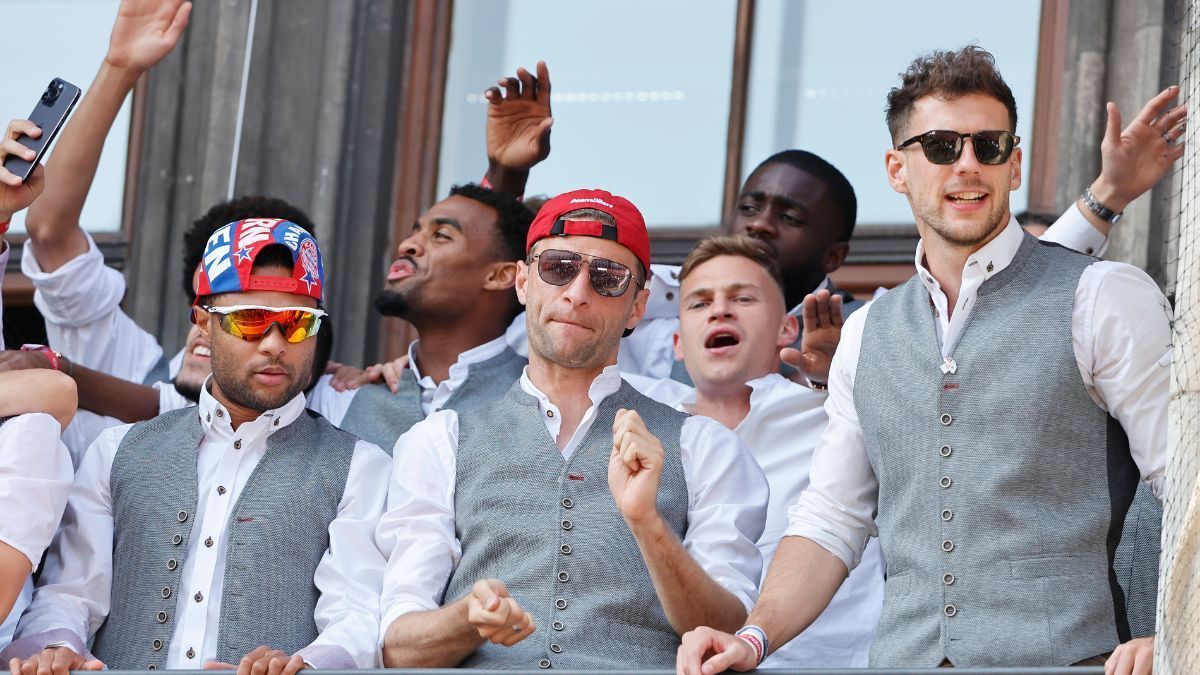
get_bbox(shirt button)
[156,611,169,623]
[560,544,572,555]
[273,418,280,427]
[194,591,204,603]
[217,486,227,496]
[561,498,573,509]
[945,605,958,617]
[552,621,564,631]
[167,558,178,571]
[558,571,570,583]
[561,520,572,531]
[665,291,675,301]
[177,510,188,522]
[186,648,195,660]
[555,598,567,610]
[942,540,955,552]
[940,476,953,489]
[216,409,224,418]
[941,509,953,521]
[233,440,242,450]
[151,639,163,651]
[148,666,158,670]
[1086,247,1095,255]
[204,537,214,548]
[161,587,172,598]
[550,644,562,654]
[546,410,554,418]
[944,573,956,586]
[172,534,183,546]
[940,413,953,426]
[986,261,994,273]
[940,445,952,457]
[538,659,551,669]
[206,413,211,423]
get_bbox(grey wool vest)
[854,235,1142,668]
[445,380,690,670]
[338,346,526,454]
[91,406,357,670]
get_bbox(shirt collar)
[406,334,509,385]
[519,363,624,409]
[913,215,1024,294]
[198,374,307,435]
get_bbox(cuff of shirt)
[21,234,127,327]
[0,629,91,662]
[1045,203,1108,258]
[780,526,860,574]
[378,601,433,649]
[295,644,356,670]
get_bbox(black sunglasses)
[896,129,1020,165]
[528,248,641,298]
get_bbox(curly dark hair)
[447,183,535,261]
[751,150,857,242]
[181,196,317,299]
[885,45,1017,143]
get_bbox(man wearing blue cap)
[3,220,390,675]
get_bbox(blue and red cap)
[195,218,324,304]
[527,188,651,273]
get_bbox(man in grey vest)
[377,188,768,670]
[306,184,532,454]
[677,46,1176,674]
[4,220,390,674]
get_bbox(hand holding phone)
[0,120,47,225]
[1,78,81,184]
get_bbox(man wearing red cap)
[377,189,768,670]
[4,220,389,675]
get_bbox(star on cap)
[233,246,254,265]
[301,271,319,292]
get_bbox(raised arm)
[23,0,190,272]
[482,61,553,198]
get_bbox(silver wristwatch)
[1081,187,1122,224]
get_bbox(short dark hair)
[448,183,534,262]
[182,196,317,300]
[752,150,857,242]
[885,45,1018,143]
[680,234,785,298]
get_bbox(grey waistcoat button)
[561,520,572,531]
[561,498,573,509]
[940,413,953,426]
[151,639,163,651]
[555,598,567,610]
[156,611,168,623]
[167,559,178,571]
[944,605,957,617]
[177,510,188,522]
[558,571,569,582]
[550,644,562,653]
[940,445,952,457]
[552,621,564,631]
[172,534,183,546]
[148,666,158,670]
[941,509,953,521]
[942,540,955,552]
[940,476,952,488]
[559,544,571,555]
[944,573,956,585]
[161,587,172,598]
[538,658,551,668]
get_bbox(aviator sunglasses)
[198,304,327,343]
[896,129,1020,165]
[528,248,642,297]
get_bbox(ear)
[483,261,520,291]
[514,260,531,307]
[821,241,850,275]
[778,313,800,348]
[1009,146,1023,191]
[885,148,909,195]
[625,286,650,332]
[672,329,684,362]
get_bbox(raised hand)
[105,0,193,73]
[0,120,45,219]
[1092,85,1187,211]
[466,579,536,646]
[609,409,665,525]
[780,289,843,386]
[485,61,553,173]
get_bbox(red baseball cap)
[526,188,650,273]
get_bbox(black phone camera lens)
[42,80,63,105]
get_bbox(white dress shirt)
[376,365,768,632]
[785,217,1171,572]
[521,205,1107,381]
[307,335,511,426]
[636,374,884,667]
[13,384,390,669]
[0,414,74,648]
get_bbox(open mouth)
[192,344,211,359]
[946,191,987,205]
[387,258,418,282]
[704,329,741,350]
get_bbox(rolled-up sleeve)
[679,416,768,611]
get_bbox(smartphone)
[2,77,81,182]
